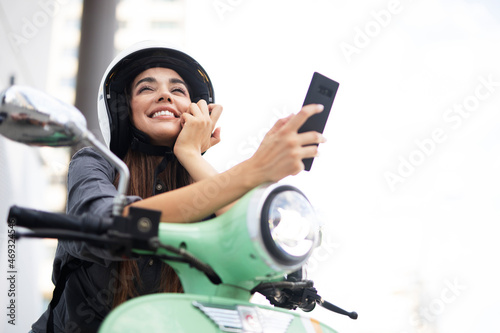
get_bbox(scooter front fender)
[99,293,338,333]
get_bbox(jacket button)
[148,259,154,266]
[155,184,163,191]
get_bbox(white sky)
[182,0,500,332]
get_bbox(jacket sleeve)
[57,147,142,266]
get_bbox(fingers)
[181,103,200,126]
[188,99,207,117]
[284,104,324,132]
[181,101,223,152]
[267,104,326,145]
[186,99,212,118]
[266,104,322,137]
[180,112,191,127]
[188,101,223,127]
[210,127,221,147]
[300,144,321,159]
[267,114,293,135]
[297,130,327,146]
[250,104,327,182]
[208,104,223,125]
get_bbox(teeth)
[152,110,175,118]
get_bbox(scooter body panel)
[99,293,338,333]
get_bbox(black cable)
[151,240,222,285]
[155,254,192,264]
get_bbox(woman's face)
[130,67,191,147]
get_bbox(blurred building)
[45,0,83,105]
[46,0,186,106]
[115,0,186,50]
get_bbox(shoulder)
[70,147,113,171]
[68,147,116,183]
[71,146,110,165]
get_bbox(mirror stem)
[66,122,130,217]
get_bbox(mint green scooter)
[1,86,357,332]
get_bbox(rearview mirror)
[0,85,87,146]
[0,85,129,216]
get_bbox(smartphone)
[298,72,340,171]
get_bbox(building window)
[151,20,179,30]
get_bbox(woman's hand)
[174,100,222,161]
[245,104,326,184]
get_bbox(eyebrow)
[134,77,188,89]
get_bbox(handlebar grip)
[8,206,113,234]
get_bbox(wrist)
[234,157,266,191]
[175,148,200,165]
[177,152,219,183]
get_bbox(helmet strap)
[129,125,174,156]
[129,125,175,196]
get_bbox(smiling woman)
[129,68,193,147]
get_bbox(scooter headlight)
[260,186,319,266]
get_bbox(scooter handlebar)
[8,205,113,234]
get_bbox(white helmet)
[97,41,214,159]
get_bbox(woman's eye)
[138,86,153,94]
[172,88,186,95]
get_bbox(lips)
[148,107,180,118]
[151,110,175,118]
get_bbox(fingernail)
[316,104,324,111]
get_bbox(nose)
[158,96,172,103]
[157,87,172,103]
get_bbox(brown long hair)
[112,149,191,308]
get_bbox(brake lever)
[301,287,358,320]
[252,280,358,320]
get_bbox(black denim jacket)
[31,147,162,333]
